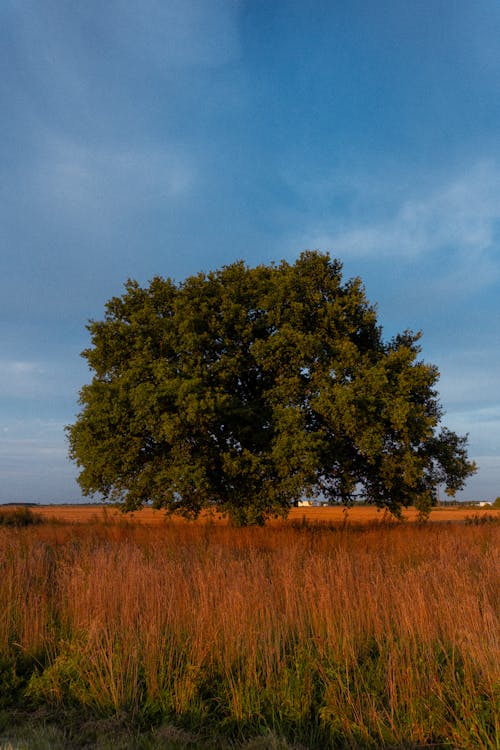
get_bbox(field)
[27,502,500,525]
[0,506,498,749]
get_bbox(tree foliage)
[67,252,476,523]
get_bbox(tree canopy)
[67,252,476,523]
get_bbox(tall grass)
[0,519,498,748]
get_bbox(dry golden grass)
[0,514,498,748]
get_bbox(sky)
[1,0,500,503]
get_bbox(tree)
[67,252,476,523]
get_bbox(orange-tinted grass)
[0,520,498,748]
[26,502,500,525]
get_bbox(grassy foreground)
[0,514,498,749]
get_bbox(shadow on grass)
[0,709,460,750]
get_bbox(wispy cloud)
[2,1,242,88]
[2,0,239,224]
[0,358,84,401]
[0,360,46,398]
[297,161,500,292]
[33,135,197,222]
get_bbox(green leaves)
[67,252,476,522]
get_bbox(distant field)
[29,501,500,525]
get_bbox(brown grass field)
[28,501,500,525]
[0,503,498,749]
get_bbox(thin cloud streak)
[33,135,197,221]
[0,358,84,400]
[0,360,47,399]
[304,162,500,287]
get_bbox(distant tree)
[493,497,500,509]
[67,252,476,524]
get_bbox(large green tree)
[67,252,476,523]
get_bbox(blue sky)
[1,0,499,503]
